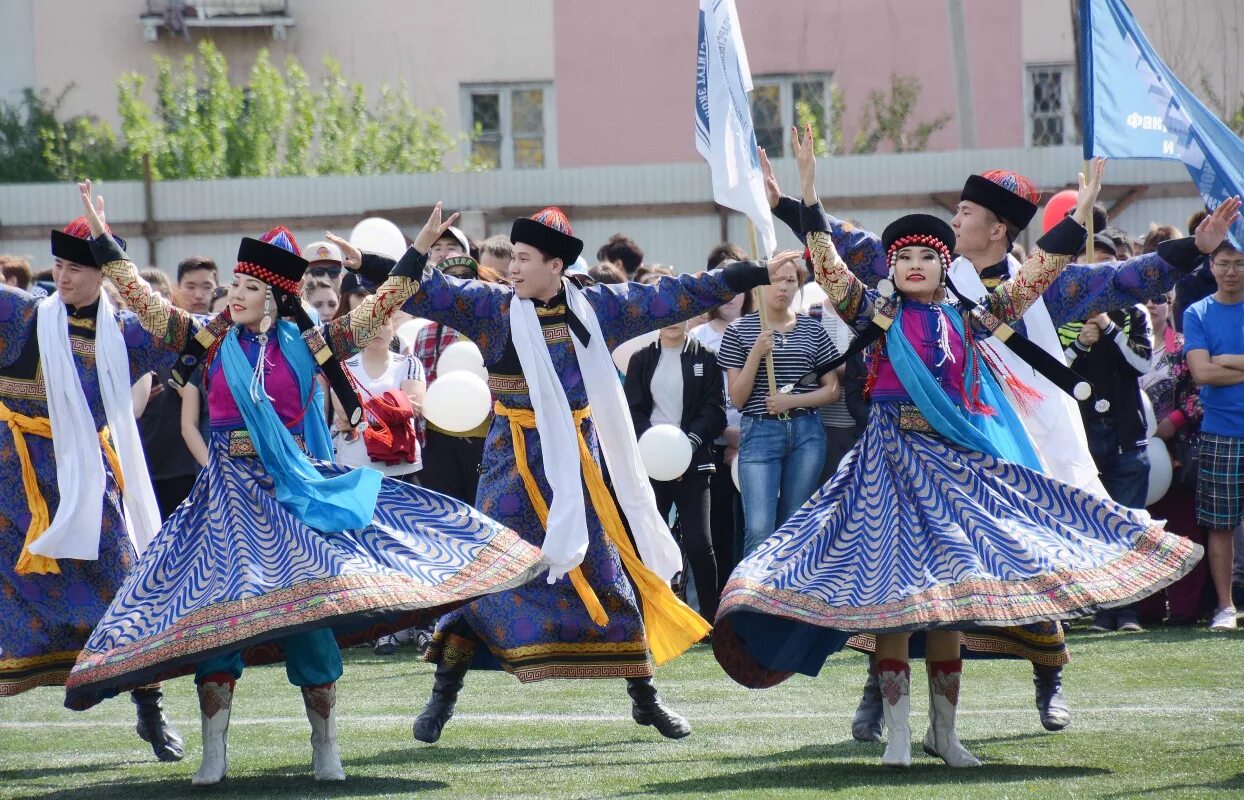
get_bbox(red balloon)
[1041,189,1079,233]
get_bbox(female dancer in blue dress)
[63,184,545,784]
[713,128,1201,768]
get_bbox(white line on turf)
[2,706,1240,728]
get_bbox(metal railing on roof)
[140,1,294,42]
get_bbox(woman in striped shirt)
[717,259,839,558]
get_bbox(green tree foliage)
[1,40,460,182]
[848,74,951,155]
[0,87,134,183]
[792,74,948,157]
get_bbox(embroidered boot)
[851,657,885,742]
[302,684,345,781]
[878,659,911,768]
[627,677,692,739]
[131,685,185,762]
[413,659,469,743]
[921,659,981,767]
[191,680,233,786]
[1034,664,1071,731]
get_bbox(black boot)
[132,687,185,762]
[413,660,468,744]
[851,658,885,742]
[1033,664,1071,732]
[627,677,691,739]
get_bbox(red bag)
[360,389,418,466]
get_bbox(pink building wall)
[553,0,1024,167]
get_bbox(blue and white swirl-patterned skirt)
[64,434,544,709]
[714,402,1201,688]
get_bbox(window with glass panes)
[1027,65,1077,147]
[749,75,830,157]
[465,84,551,169]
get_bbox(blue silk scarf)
[220,320,381,531]
[886,303,1043,471]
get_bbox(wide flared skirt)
[714,403,1201,688]
[425,417,653,682]
[64,438,544,708]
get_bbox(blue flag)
[1080,0,1244,248]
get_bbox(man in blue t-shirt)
[1183,240,1244,631]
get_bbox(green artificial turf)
[1,626,1241,799]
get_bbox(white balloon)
[638,424,694,482]
[423,371,491,433]
[730,454,740,491]
[1145,438,1173,507]
[1140,391,1158,438]
[437,340,488,380]
[349,217,407,260]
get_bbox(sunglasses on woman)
[308,266,343,279]
[1147,296,1169,305]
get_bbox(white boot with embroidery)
[921,659,982,767]
[303,684,346,781]
[878,661,912,768]
[191,680,233,786]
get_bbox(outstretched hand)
[413,202,461,254]
[1072,157,1107,227]
[758,146,781,209]
[324,231,362,271]
[791,123,818,205]
[1194,196,1243,254]
[77,179,108,239]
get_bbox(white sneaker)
[1209,607,1238,631]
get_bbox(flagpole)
[747,220,783,415]
[1083,160,1095,248]
[1077,1,1096,249]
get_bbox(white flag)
[695,0,777,257]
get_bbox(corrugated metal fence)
[0,146,1199,276]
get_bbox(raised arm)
[585,260,778,352]
[983,216,1087,324]
[326,205,512,362]
[794,123,878,332]
[983,160,1105,324]
[77,182,195,355]
[322,269,421,359]
[1042,196,1241,326]
[398,259,512,361]
[759,143,887,287]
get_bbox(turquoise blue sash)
[886,303,1043,471]
[220,320,381,531]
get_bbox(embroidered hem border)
[717,526,1199,634]
[66,529,541,698]
[0,650,79,697]
[426,632,654,683]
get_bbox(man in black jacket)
[625,319,727,623]
[1061,300,1154,632]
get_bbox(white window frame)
[1024,63,1078,147]
[750,73,833,157]
[460,82,556,170]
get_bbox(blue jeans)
[1084,417,1151,510]
[738,413,827,556]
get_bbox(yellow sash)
[494,401,710,665]
[1,401,125,575]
